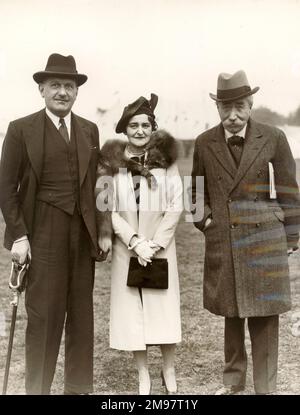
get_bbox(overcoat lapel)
[129,171,139,230]
[229,119,266,193]
[119,171,139,230]
[207,121,269,194]
[72,114,92,187]
[23,109,46,182]
[207,124,237,179]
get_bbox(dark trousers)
[223,315,279,394]
[25,201,95,395]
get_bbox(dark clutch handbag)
[127,257,168,289]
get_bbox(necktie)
[59,118,69,144]
[227,135,244,167]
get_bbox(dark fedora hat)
[209,70,259,102]
[33,53,87,86]
[116,93,158,134]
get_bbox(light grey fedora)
[209,70,259,102]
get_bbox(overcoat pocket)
[273,210,285,223]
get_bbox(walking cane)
[2,259,29,395]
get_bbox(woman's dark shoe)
[161,370,177,395]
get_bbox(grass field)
[0,154,299,395]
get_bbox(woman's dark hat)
[116,93,158,134]
[209,70,259,102]
[33,53,88,86]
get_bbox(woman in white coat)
[96,94,183,395]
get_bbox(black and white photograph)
[0,0,299,399]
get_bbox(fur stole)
[97,129,178,186]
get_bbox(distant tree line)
[252,105,300,126]
[287,106,300,126]
[178,104,300,158]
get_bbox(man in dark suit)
[191,70,300,394]
[0,53,111,394]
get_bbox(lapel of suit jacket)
[229,119,266,194]
[72,113,92,187]
[23,109,46,182]
[207,123,237,179]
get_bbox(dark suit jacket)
[0,109,100,258]
[191,119,300,317]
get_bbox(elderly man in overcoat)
[0,53,110,394]
[191,70,300,394]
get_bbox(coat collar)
[23,109,91,186]
[229,118,266,193]
[207,119,267,191]
[208,123,237,179]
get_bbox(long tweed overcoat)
[96,132,183,350]
[191,119,300,318]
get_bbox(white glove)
[148,240,162,254]
[134,240,155,263]
[11,236,31,264]
[138,257,148,267]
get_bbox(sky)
[1,0,300,140]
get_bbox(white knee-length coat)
[109,162,183,350]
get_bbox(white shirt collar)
[45,108,71,136]
[224,124,247,142]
